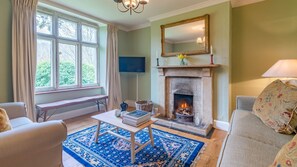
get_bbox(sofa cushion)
[10,117,33,129]
[270,134,297,167]
[230,109,293,148]
[218,134,279,167]
[0,108,12,132]
[253,79,297,134]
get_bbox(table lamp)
[262,59,297,78]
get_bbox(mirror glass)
[161,15,209,57]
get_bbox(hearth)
[174,91,194,123]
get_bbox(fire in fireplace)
[177,101,191,115]
[174,91,194,123]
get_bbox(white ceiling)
[41,0,265,31]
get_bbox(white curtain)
[12,0,38,121]
[106,25,122,109]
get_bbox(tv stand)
[136,73,139,101]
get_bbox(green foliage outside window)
[35,62,51,87]
[35,62,95,87]
[59,62,76,86]
[82,63,96,85]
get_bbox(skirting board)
[214,120,229,132]
[47,105,98,121]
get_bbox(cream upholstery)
[0,102,67,167]
[217,96,294,167]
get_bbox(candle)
[210,45,213,54]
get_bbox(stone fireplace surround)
[155,65,219,136]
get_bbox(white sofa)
[217,96,294,167]
[0,102,67,167]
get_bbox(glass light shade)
[124,0,137,7]
[262,59,297,78]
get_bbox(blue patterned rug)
[63,123,205,167]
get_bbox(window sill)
[35,86,103,95]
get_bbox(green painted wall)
[151,2,231,122]
[118,28,151,101]
[0,0,13,102]
[231,0,297,112]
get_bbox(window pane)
[36,12,52,35]
[58,43,77,86]
[58,18,77,40]
[36,39,53,88]
[82,46,97,85]
[82,25,97,43]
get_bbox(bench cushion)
[36,95,108,111]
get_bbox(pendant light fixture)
[114,0,149,15]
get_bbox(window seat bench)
[36,95,108,122]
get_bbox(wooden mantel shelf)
[156,64,220,69]
[156,64,220,77]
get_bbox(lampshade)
[262,59,297,78]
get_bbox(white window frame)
[35,8,100,93]
[81,44,99,87]
[35,37,56,92]
[57,40,79,89]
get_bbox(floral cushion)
[0,108,12,132]
[253,79,297,134]
[270,134,297,167]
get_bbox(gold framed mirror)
[161,14,210,57]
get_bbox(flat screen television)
[119,57,145,73]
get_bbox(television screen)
[119,57,145,73]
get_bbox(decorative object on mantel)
[210,45,214,65]
[113,0,149,15]
[177,54,187,65]
[155,50,160,66]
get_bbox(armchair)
[0,102,67,167]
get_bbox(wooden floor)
[62,112,227,167]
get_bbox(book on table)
[123,110,150,121]
[122,118,149,127]
[122,110,151,127]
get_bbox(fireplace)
[174,90,194,123]
[155,65,219,136]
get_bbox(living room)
[1,0,297,166]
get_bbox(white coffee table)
[91,110,156,163]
